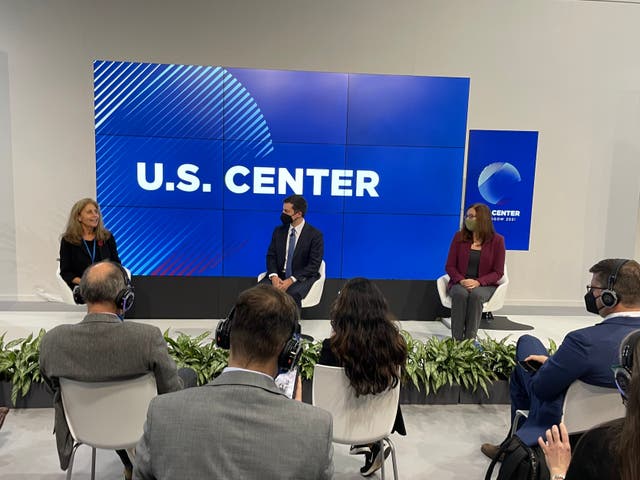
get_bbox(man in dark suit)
[481,258,640,459]
[40,261,194,480]
[262,194,324,308]
[134,285,334,479]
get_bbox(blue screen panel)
[95,60,472,279]
[343,145,464,214]
[222,210,278,277]
[225,68,348,144]
[301,212,344,280]
[222,141,346,213]
[102,206,223,276]
[96,135,223,209]
[94,60,225,140]
[347,74,470,148]
[341,214,459,280]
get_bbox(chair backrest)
[60,373,157,449]
[497,263,509,286]
[312,364,400,445]
[436,273,452,308]
[561,380,626,434]
[56,261,77,305]
[301,260,326,308]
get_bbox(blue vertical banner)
[464,130,538,250]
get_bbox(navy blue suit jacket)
[515,314,640,445]
[266,222,323,282]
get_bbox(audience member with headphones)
[134,284,334,480]
[481,258,640,479]
[540,329,640,480]
[40,261,194,480]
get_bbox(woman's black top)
[465,249,481,279]
[59,234,120,289]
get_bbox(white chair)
[56,261,77,305]
[60,373,157,480]
[437,263,509,329]
[312,365,400,480]
[510,379,626,436]
[257,260,326,308]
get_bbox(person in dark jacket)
[59,198,120,297]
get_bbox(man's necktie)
[285,228,296,278]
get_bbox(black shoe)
[0,407,9,430]
[360,442,391,477]
[350,444,370,455]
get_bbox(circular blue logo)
[477,162,521,205]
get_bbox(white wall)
[0,51,17,298]
[0,0,639,306]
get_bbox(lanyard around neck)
[83,239,96,264]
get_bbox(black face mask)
[280,213,293,225]
[584,290,602,315]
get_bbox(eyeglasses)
[611,364,631,403]
[585,285,607,292]
[465,214,476,219]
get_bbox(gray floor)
[0,309,596,479]
[0,404,510,479]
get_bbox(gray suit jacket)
[134,369,334,480]
[39,313,183,470]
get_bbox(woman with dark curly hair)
[318,277,407,477]
[59,198,121,293]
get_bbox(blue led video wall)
[94,60,470,280]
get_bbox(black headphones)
[614,330,640,401]
[215,306,302,372]
[114,264,135,313]
[74,263,134,311]
[600,259,629,308]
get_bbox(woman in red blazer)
[445,203,505,340]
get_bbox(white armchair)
[257,260,326,308]
[437,263,509,328]
[511,379,626,436]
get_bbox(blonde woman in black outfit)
[540,330,640,480]
[318,277,407,477]
[59,198,120,293]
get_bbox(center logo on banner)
[465,130,539,251]
[94,60,470,279]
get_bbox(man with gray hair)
[40,261,193,480]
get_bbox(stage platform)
[0,301,599,347]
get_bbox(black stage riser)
[127,277,449,321]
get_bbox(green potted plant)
[400,330,428,403]
[298,338,322,403]
[164,330,228,385]
[0,329,52,407]
[460,336,515,404]
[422,336,495,404]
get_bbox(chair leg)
[91,447,96,480]
[379,439,386,480]
[66,442,82,480]
[386,437,399,480]
[510,410,529,437]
